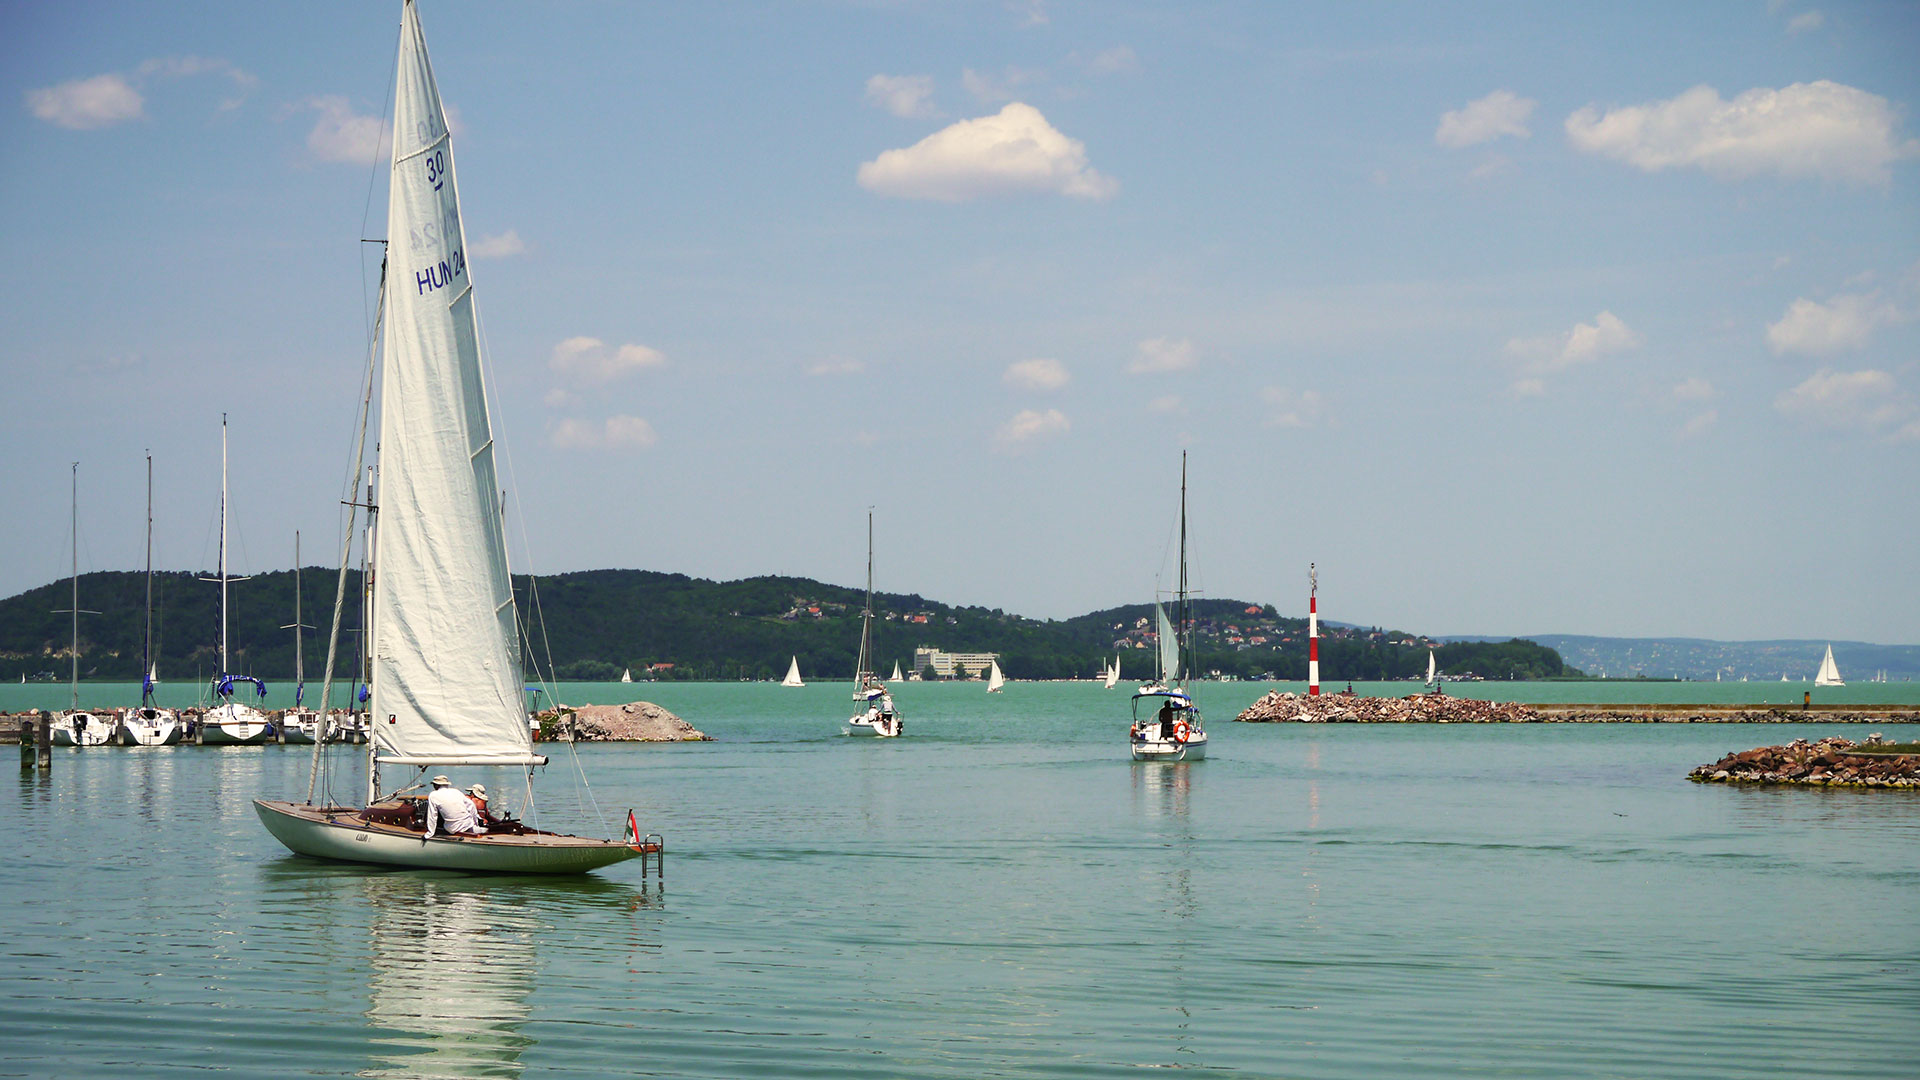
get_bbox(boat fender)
[1173,720,1190,743]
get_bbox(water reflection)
[360,876,542,1079]
[1130,760,1195,823]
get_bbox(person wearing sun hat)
[466,783,495,827]
[424,774,483,838]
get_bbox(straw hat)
[430,775,451,786]
[468,784,487,798]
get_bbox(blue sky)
[3,0,1916,643]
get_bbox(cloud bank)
[1765,292,1903,355]
[1775,368,1916,440]
[857,103,1117,202]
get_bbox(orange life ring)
[1173,720,1190,742]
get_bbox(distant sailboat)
[119,451,181,747]
[1424,648,1438,690]
[1814,645,1844,687]
[986,659,1005,693]
[845,509,901,736]
[782,656,805,687]
[620,668,632,683]
[889,661,904,684]
[1104,656,1120,690]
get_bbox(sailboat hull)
[202,703,273,745]
[51,712,115,747]
[253,800,643,874]
[118,708,182,746]
[844,716,899,737]
[1131,735,1207,762]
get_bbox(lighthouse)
[1308,563,1320,697]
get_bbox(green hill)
[0,568,1575,684]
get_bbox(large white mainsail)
[370,1,538,768]
[1155,603,1179,686]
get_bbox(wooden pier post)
[18,714,34,770]
[36,715,52,771]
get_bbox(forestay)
[371,1,539,767]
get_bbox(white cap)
[430,775,451,786]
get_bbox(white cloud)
[551,415,658,450]
[1435,90,1536,149]
[1505,310,1641,376]
[549,336,667,383]
[1672,377,1716,402]
[470,230,526,259]
[1262,387,1327,428]
[1565,81,1915,185]
[1765,292,1902,355]
[1003,357,1070,390]
[806,358,864,377]
[303,95,390,164]
[1087,47,1140,75]
[1147,395,1184,415]
[1678,410,1719,439]
[857,102,1116,202]
[864,74,936,119]
[1775,368,1913,437]
[1128,337,1196,374]
[1786,11,1825,34]
[995,408,1069,449]
[27,74,143,129]
[1510,378,1547,398]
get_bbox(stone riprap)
[1689,736,1920,787]
[1235,691,1542,724]
[539,701,711,742]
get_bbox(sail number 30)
[425,149,447,192]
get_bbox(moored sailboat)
[845,510,901,736]
[1128,454,1207,762]
[255,0,647,874]
[200,415,273,746]
[281,531,323,744]
[120,452,181,746]
[51,463,111,748]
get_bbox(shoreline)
[1235,691,1920,724]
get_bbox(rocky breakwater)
[1689,735,1920,787]
[538,701,711,742]
[1236,691,1542,724]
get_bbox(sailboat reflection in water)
[362,878,537,1079]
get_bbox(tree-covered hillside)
[0,569,1575,684]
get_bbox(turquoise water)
[5,682,1918,1078]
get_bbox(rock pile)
[1235,691,1542,724]
[1689,736,1920,787]
[540,701,711,742]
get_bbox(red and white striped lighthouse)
[1307,563,1320,696]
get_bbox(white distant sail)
[1814,645,1844,687]
[1104,656,1119,690]
[620,668,632,683]
[1425,649,1437,689]
[782,656,804,687]
[889,661,903,683]
[1156,604,1179,686]
[986,659,1005,693]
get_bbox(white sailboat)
[782,656,805,687]
[845,510,902,736]
[889,661,904,684]
[51,463,112,748]
[1128,453,1207,762]
[620,668,632,683]
[199,414,274,746]
[986,658,1006,693]
[119,451,181,746]
[1814,645,1844,687]
[256,0,649,874]
[1104,656,1120,690]
[281,532,323,745]
[1424,648,1438,690]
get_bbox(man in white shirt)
[424,775,484,838]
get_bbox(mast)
[855,508,874,686]
[143,452,154,706]
[69,463,79,712]
[220,413,229,678]
[1177,451,1188,687]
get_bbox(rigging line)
[358,19,402,345]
